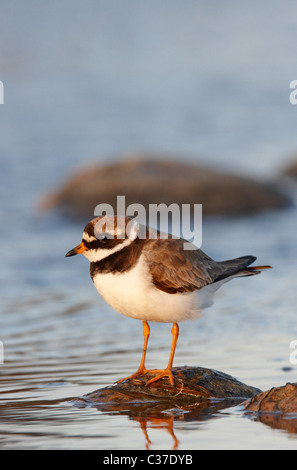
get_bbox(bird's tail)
[237,264,272,277]
[215,256,272,281]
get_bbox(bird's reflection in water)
[136,413,179,450]
[73,397,242,449]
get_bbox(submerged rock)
[72,365,261,450]
[71,368,297,445]
[74,366,261,407]
[41,156,290,220]
[244,382,297,413]
[243,382,297,434]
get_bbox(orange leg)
[145,323,179,387]
[118,321,150,383]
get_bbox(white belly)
[92,255,224,323]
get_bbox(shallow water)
[1,0,297,450]
[1,206,297,450]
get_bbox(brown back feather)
[143,238,261,294]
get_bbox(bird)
[65,215,271,387]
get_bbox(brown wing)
[143,238,217,293]
[142,237,257,294]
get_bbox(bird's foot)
[117,367,175,387]
[145,368,175,387]
[117,366,149,384]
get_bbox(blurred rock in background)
[283,158,297,180]
[41,154,291,221]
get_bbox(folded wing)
[143,238,268,294]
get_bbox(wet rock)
[72,367,255,450]
[73,366,261,407]
[41,156,290,220]
[243,382,297,434]
[244,382,297,413]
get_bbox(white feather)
[82,232,97,243]
[92,254,230,323]
[83,238,134,263]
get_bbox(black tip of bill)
[65,248,78,257]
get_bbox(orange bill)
[65,242,87,257]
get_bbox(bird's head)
[65,215,140,262]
